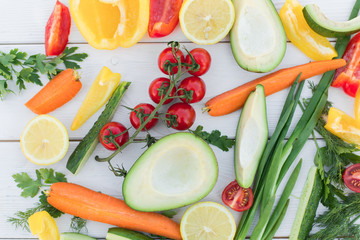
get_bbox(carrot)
[25,69,82,114]
[204,59,346,116]
[47,182,182,240]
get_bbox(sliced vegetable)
[333,32,360,97]
[204,59,346,116]
[60,232,95,240]
[289,167,323,240]
[123,133,218,212]
[221,180,253,212]
[235,84,268,188]
[25,69,82,114]
[47,182,181,240]
[148,0,182,38]
[279,0,337,61]
[230,0,286,73]
[28,211,59,240]
[356,87,360,120]
[66,81,131,175]
[45,0,71,56]
[106,228,152,240]
[303,4,360,38]
[343,163,360,193]
[71,66,121,131]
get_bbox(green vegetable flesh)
[303,4,360,37]
[123,132,218,212]
[66,81,131,175]
[289,167,323,240]
[235,85,268,188]
[230,0,286,73]
[60,232,96,240]
[106,228,152,240]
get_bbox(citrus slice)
[69,0,149,49]
[20,115,69,165]
[179,0,235,45]
[180,201,236,240]
[28,211,60,240]
[325,107,360,146]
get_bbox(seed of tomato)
[222,180,253,212]
[130,103,159,131]
[158,47,185,75]
[343,163,360,193]
[178,76,206,103]
[149,77,176,105]
[166,102,196,130]
[99,122,129,151]
[185,48,211,76]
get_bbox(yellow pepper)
[28,211,59,240]
[279,0,337,61]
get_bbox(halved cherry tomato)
[185,48,211,76]
[99,122,129,151]
[130,103,159,131]
[178,76,206,103]
[166,102,196,130]
[343,163,360,193]
[158,47,185,75]
[222,180,253,212]
[148,0,183,38]
[45,0,71,56]
[149,77,176,105]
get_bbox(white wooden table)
[0,0,357,239]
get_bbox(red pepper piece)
[333,32,360,97]
[148,0,183,38]
[45,0,71,56]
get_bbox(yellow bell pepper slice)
[355,87,360,121]
[28,211,59,240]
[71,66,121,130]
[279,0,337,61]
[69,0,149,49]
[325,107,360,146]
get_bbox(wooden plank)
[0,42,353,141]
[1,140,321,238]
[0,0,356,44]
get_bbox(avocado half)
[123,132,218,212]
[303,4,360,38]
[230,0,286,73]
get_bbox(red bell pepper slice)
[45,0,71,56]
[333,32,360,97]
[148,0,183,38]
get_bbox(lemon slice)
[179,0,235,45]
[180,201,236,240]
[28,211,60,240]
[21,115,69,165]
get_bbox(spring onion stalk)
[250,196,275,240]
[264,200,290,240]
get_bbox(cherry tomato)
[130,103,159,131]
[185,48,211,76]
[158,47,185,75]
[149,77,176,105]
[343,163,360,193]
[178,76,206,103]
[166,103,196,130]
[99,122,129,151]
[222,180,253,212]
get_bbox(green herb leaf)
[37,168,67,184]
[13,171,43,198]
[70,216,88,233]
[189,125,235,151]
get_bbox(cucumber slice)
[303,4,360,37]
[106,228,152,240]
[60,232,96,240]
[290,166,323,240]
[234,84,268,188]
[66,81,131,174]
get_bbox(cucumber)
[60,232,96,240]
[106,228,152,240]
[303,4,360,37]
[234,84,268,188]
[289,166,323,240]
[66,81,131,174]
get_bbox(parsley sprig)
[0,47,88,100]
